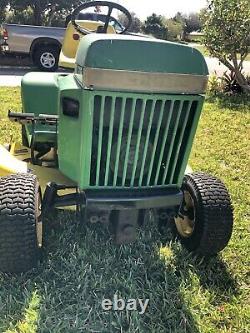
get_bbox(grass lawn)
[192,44,250,62]
[0,87,249,333]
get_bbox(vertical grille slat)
[161,100,184,185]
[130,99,148,186]
[139,99,159,186]
[153,100,175,186]
[113,98,126,186]
[168,101,193,184]
[147,102,166,183]
[104,97,116,186]
[90,94,201,188]
[122,99,137,186]
[95,96,105,185]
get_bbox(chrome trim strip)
[82,68,208,94]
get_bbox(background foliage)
[0,0,84,27]
[0,0,203,38]
[202,0,250,92]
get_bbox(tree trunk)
[232,55,250,93]
[47,5,56,26]
[33,0,42,26]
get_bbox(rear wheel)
[34,45,59,72]
[0,174,43,273]
[173,172,233,256]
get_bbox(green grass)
[0,87,249,333]
[192,44,250,62]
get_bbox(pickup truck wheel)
[34,45,59,72]
[0,174,43,273]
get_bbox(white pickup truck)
[1,23,65,71]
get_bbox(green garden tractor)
[0,1,233,273]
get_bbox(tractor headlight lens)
[62,97,79,118]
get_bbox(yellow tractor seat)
[59,21,116,69]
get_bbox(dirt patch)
[0,53,33,67]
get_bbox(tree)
[163,18,183,41]
[185,13,202,33]
[173,12,185,25]
[142,13,168,39]
[119,12,142,33]
[202,0,250,93]
[5,6,34,25]
[0,0,9,23]
[173,11,202,39]
[0,0,84,26]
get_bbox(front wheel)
[0,174,43,273]
[173,172,233,256]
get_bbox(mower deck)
[0,142,76,194]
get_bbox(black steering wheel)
[71,1,132,35]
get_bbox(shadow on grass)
[0,211,238,332]
[173,248,239,307]
[193,257,239,304]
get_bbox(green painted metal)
[168,101,193,184]
[88,91,204,190]
[104,97,115,186]
[161,100,184,185]
[95,97,105,185]
[80,93,94,188]
[176,99,204,187]
[139,100,156,186]
[143,99,165,186]
[76,34,208,75]
[130,99,147,186]
[21,72,60,144]
[57,75,93,186]
[153,100,175,186]
[121,99,136,186]
[47,73,205,190]
[113,98,126,186]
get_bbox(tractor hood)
[75,34,209,94]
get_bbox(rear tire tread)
[0,174,40,273]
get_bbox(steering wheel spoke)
[71,1,132,35]
[102,6,114,33]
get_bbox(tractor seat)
[74,34,209,94]
[59,21,116,69]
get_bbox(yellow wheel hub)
[175,191,195,238]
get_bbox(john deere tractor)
[0,1,233,273]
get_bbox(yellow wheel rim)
[174,191,195,238]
